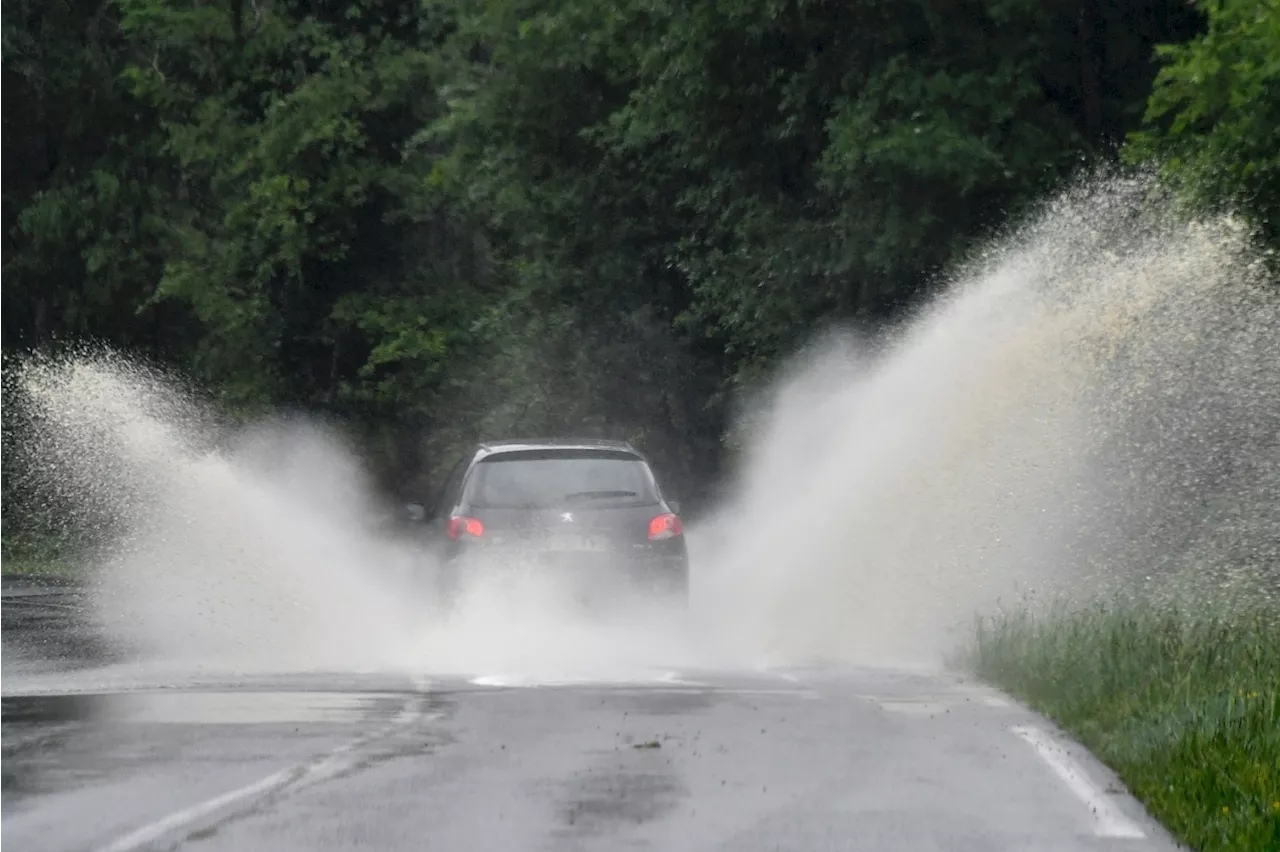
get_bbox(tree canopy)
[8,0,1267,508]
[1125,0,1280,245]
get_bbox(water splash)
[12,352,426,674]
[693,173,1279,665]
[7,173,1278,682]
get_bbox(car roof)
[474,438,643,458]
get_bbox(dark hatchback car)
[409,439,689,603]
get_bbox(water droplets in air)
[8,173,1279,684]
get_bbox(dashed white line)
[1011,725,1147,839]
[93,693,433,852]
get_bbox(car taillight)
[448,516,484,539]
[648,513,683,541]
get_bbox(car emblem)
[560,512,574,523]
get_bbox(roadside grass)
[966,596,1280,852]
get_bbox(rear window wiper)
[563,490,639,502]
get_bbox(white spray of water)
[9,174,1279,682]
[14,356,426,675]
[693,174,1279,666]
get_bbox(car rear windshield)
[464,450,659,509]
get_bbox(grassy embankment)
[968,596,1280,852]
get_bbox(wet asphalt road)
[3,585,1185,852]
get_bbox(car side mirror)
[667,498,681,515]
[405,502,427,523]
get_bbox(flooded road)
[3,584,1184,852]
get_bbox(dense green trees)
[1125,0,1280,245]
[4,0,1269,506]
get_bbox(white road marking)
[470,673,591,687]
[982,695,1012,708]
[93,694,433,852]
[468,671,707,688]
[462,676,821,699]
[1011,725,1147,839]
[96,766,304,852]
[657,670,703,685]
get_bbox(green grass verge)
[967,598,1280,852]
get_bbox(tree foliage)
[1125,0,1280,244]
[4,0,1252,507]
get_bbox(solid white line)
[95,768,300,852]
[93,695,431,852]
[1011,725,1146,839]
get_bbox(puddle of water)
[2,690,407,726]
[2,693,106,726]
